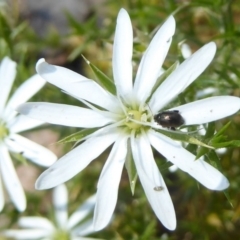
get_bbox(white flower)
[1,184,98,240]
[17,9,240,230]
[0,57,57,212]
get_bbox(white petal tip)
[17,204,26,212]
[117,8,130,22]
[36,58,47,74]
[119,8,127,14]
[203,42,217,56]
[166,223,176,231]
[212,178,229,191]
[35,177,51,190]
[36,58,46,66]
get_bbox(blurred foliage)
[1,0,240,239]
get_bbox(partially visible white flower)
[17,9,240,231]
[0,57,57,212]
[196,87,218,98]
[1,184,98,240]
[180,43,192,59]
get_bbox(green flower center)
[125,109,150,130]
[0,120,9,141]
[52,230,71,240]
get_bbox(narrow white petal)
[134,16,175,103]
[113,9,133,100]
[35,131,119,190]
[0,144,26,211]
[2,229,51,239]
[3,74,46,120]
[169,96,240,125]
[0,57,16,114]
[53,184,68,229]
[93,136,127,231]
[68,194,96,229]
[131,133,176,230]
[18,217,55,231]
[36,59,120,112]
[8,115,44,133]
[0,173,4,211]
[148,130,229,190]
[150,42,217,113]
[6,134,57,167]
[17,102,114,128]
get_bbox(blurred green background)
[0,0,240,239]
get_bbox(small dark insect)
[154,110,184,130]
[153,186,164,191]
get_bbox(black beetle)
[154,110,184,130]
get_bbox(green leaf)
[57,128,99,144]
[0,13,12,51]
[82,55,116,95]
[155,128,214,149]
[158,161,173,173]
[212,121,231,139]
[11,22,28,40]
[125,139,138,195]
[211,140,240,148]
[195,146,209,160]
[68,42,88,61]
[210,121,240,148]
[140,220,156,240]
[206,150,220,169]
[223,190,233,208]
[205,122,216,138]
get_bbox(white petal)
[18,217,55,231]
[131,133,176,230]
[8,114,44,133]
[3,74,46,120]
[0,172,4,211]
[72,219,94,237]
[181,43,192,59]
[36,59,120,112]
[35,131,119,190]
[17,102,114,128]
[93,136,127,231]
[2,229,51,239]
[134,16,175,103]
[0,144,26,212]
[148,130,229,190]
[68,194,96,230]
[0,57,16,114]
[150,42,217,113]
[53,184,68,228]
[112,9,133,100]
[6,134,57,167]
[169,96,240,125]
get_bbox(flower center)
[52,230,70,240]
[125,109,149,130]
[0,120,9,141]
